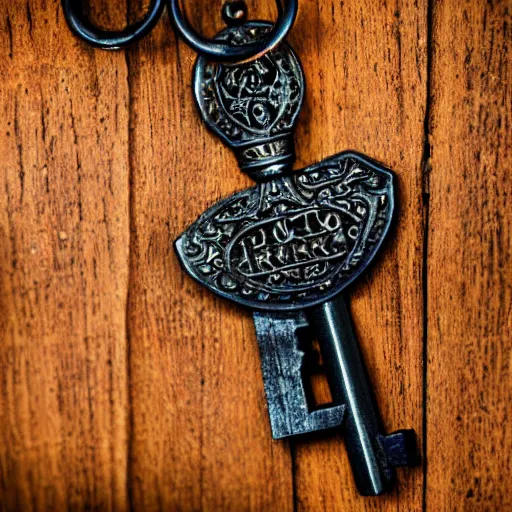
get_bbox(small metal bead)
[222,1,249,26]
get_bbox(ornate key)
[62,0,417,498]
[175,21,417,496]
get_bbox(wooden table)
[0,1,510,510]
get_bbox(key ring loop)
[62,0,165,49]
[168,0,298,63]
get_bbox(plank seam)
[291,441,298,512]
[421,1,434,510]
[125,2,135,511]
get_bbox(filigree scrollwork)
[175,152,394,311]
[194,22,305,178]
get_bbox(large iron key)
[175,20,417,496]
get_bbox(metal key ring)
[168,0,298,62]
[62,0,165,50]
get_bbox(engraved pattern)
[175,152,394,311]
[195,24,303,144]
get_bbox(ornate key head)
[175,152,395,311]
[194,22,305,181]
[177,22,396,312]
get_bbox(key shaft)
[310,295,414,496]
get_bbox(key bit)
[253,311,345,439]
[175,20,417,496]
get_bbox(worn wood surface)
[0,1,130,510]
[427,2,511,510]
[0,0,509,511]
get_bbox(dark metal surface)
[221,1,249,26]
[253,311,345,438]
[63,2,417,496]
[193,22,304,180]
[62,0,165,50]
[169,0,298,62]
[175,25,417,496]
[309,296,417,495]
[62,0,296,61]
[175,152,394,311]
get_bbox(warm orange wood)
[0,1,510,511]
[0,1,130,510]
[126,2,293,510]
[426,1,511,510]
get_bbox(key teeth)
[378,429,419,468]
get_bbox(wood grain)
[126,2,292,510]
[0,1,130,510]
[0,0,510,511]
[426,1,511,510]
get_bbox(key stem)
[309,295,394,496]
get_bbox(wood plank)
[126,2,293,510]
[0,1,130,510]
[427,1,511,509]
[2,1,509,510]
[289,1,428,510]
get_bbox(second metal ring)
[168,0,298,62]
